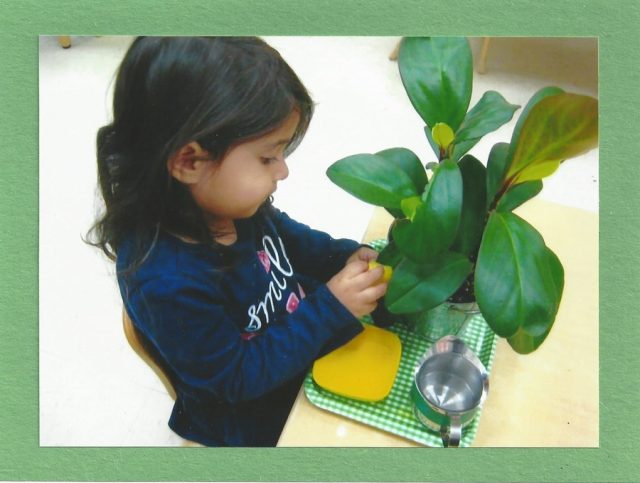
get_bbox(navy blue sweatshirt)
[116,207,364,446]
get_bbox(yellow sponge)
[312,324,402,402]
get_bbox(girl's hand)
[346,246,379,265]
[327,260,388,318]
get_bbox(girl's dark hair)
[86,36,314,269]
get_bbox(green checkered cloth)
[303,239,498,447]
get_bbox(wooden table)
[278,198,598,447]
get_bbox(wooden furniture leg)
[389,40,400,61]
[477,37,491,74]
[58,36,71,49]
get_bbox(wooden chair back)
[122,310,177,400]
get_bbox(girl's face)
[190,111,299,231]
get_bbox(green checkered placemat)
[303,240,499,447]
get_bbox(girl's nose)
[275,159,289,181]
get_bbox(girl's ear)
[167,141,210,184]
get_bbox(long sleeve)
[116,215,365,446]
[126,275,363,404]
[270,209,360,282]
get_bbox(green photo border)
[2,0,639,481]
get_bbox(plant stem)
[488,176,516,211]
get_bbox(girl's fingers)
[346,246,379,265]
[357,247,379,262]
[359,281,388,302]
[360,304,377,317]
[341,260,369,277]
[351,265,384,289]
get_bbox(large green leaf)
[506,91,598,184]
[507,247,564,353]
[451,155,487,257]
[496,180,543,212]
[376,240,404,267]
[505,86,564,167]
[475,211,565,338]
[385,252,473,314]
[374,147,428,218]
[456,91,519,142]
[326,153,418,208]
[385,207,405,219]
[398,37,473,132]
[392,160,463,263]
[451,91,520,159]
[485,142,510,210]
[507,325,551,355]
[375,147,428,194]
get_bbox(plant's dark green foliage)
[326,37,598,354]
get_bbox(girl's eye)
[261,156,277,165]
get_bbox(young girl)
[88,36,387,447]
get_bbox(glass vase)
[406,301,481,342]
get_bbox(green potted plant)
[327,37,598,354]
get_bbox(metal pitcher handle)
[441,415,461,448]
